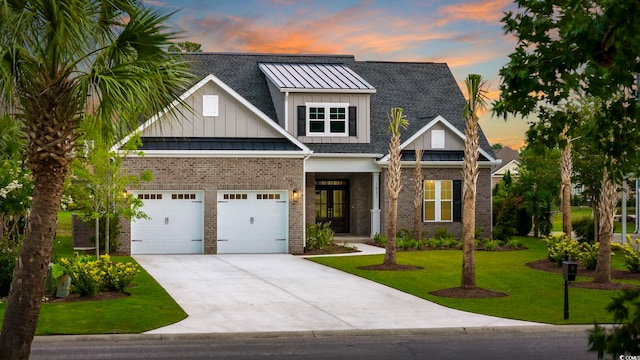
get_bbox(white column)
[370,172,381,238]
[622,181,627,244]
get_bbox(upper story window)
[431,129,445,149]
[307,103,349,136]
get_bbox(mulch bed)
[358,264,423,271]
[430,287,508,298]
[297,244,361,255]
[45,292,129,303]
[526,259,640,290]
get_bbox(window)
[306,103,348,136]
[423,180,452,222]
[202,95,219,117]
[431,130,445,149]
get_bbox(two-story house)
[114,53,500,255]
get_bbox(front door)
[315,180,349,233]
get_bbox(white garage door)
[217,191,288,254]
[131,191,204,255]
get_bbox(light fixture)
[292,189,300,202]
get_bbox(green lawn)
[551,206,635,233]
[0,211,186,335]
[309,237,638,325]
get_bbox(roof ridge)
[178,52,356,58]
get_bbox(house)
[491,147,520,188]
[114,53,500,255]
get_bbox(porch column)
[370,172,381,237]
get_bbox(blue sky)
[149,0,530,149]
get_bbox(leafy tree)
[495,0,640,283]
[0,1,193,357]
[589,289,640,359]
[384,107,408,266]
[491,143,503,149]
[0,115,24,161]
[461,74,489,289]
[168,41,202,52]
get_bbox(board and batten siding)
[404,122,464,151]
[288,93,371,144]
[143,81,282,139]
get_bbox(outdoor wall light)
[292,189,301,202]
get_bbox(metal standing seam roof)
[258,62,376,92]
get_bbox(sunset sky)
[152,0,532,149]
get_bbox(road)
[31,329,596,360]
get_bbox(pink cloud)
[437,0,513,26]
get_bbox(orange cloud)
[437,0,513,26]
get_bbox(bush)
[573,216,595,243]
[397,236,420,250]
[622,237,640,273]
[60,254,103,297]
[506,238,523,249]
[545,234,581,266]
[434,227,454,240]
[0,239,20,297]
[515,208,532,236]
[579,242,599,270]
[373,232,386,247]
[482,239,501,251]
[305,222,335,250]
[426,237,459,249]
[98,255,139,292]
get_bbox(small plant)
[482,239,501,251]
[306,222,335,250]
[506,238,523,249]
[579,242,599,270]
[373,232,387,247]
[396,228,413,239]
[59,254,104,297]
[545,233,581,266]
[98,255,139,292]
[426,237,459,249]
[434,227,454,240]
[474,227,484,239]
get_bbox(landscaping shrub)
[373,232,386,247]
[98,255,139,292]
[60,254,103,297]
[0,239,20,297]
[482,239,501,251]
[573,216,595,243]
[426,237,459,249]
[306,222,335,250]
[396,228,413,239]
[579,242,599,270]
[622,236,640,273]
[397,236,420,250]
[506,238,523,249]
[515,207,532,236]
[434,227,454,240]
[545,233,581,266]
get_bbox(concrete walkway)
[135,245,541,334]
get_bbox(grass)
[551,206,635,233]
[0,211,187,335]
[309,236,640,325]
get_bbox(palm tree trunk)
[413,149,423,241]
[0,164,67,359]
[384,135,402,266]
[594,170,616,283]
[560,132,573,236]
[461,115,479,289]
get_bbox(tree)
[491,143,503,149]
[413,149,423,241]
[495,0,640,283]
[383,107,408,266]
[461,74,488,290]
[0,2,193,358]
[168,41,202,52]
[560,126,572,236]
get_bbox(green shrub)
[515,207,532,236]
[579,242,599,270]
[396,228,412,239]
[573,216,595,243]
[506,238,523,249]
[426,237,459,249]
[0,239,20,297]
[306,222,335,250]
[482,239,501,251]
[373,232,386,246]
[60,254,103,297]
[545,233,581,266]
[397,236,420,250]
[622,237,640,273]
[589,289,640,359]
[474,227,484,239]
[434,227,454,240]
[98,255,139,292]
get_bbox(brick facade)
[119,156,305,254]
[380,167,493,239]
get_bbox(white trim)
[280,88,376,94]
[377,115,499,164]
[305,102,350,137]
[120,150,310,158]
[310,153,382,158]
[112,74,311,155]
[423,179,453,222]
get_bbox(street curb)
[32,324,599,343]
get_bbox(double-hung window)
[307,103,348,136]
[423,180,453,222]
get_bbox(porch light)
[292,189,301,202]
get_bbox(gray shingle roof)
[140,137,301,151]
[179,53,495,158]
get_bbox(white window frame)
[306,102,349,137]
[431,129,445,149]
[423,180,453,222]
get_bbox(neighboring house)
[492,147,520,188]
[114,53,500,255]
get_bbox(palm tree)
[413,148,423,241]
[560,126,573,236]
[594,167,617,283]
[0,2,192,358]
[384,107,408,266]
[461,74,488,290]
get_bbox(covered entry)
[315,180,349,233]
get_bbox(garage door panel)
[217,191,288,254]
[131,191,204,255]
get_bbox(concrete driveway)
[135,247,541,334]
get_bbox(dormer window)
[298,103,357,137]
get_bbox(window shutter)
[297,106,306,136]
[348,106,357,136]
[453,180,462,222]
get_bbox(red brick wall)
[119,156,305,254]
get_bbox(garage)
[217,190,288,254]
[130,191,204,255]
